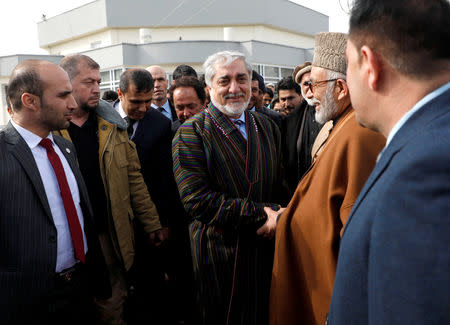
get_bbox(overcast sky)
[0,0,350,57]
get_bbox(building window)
[1,84,7,107]
[100,68,128,96]
[251,64,294,86]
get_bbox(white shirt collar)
[10,119,53,149]
[115,101,128,119]
[385,81,450,148]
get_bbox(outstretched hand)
[257,207,286,239]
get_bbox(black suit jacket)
[0,122,110,322]
[256,106,283,130]
[281,101,322,196]
[131,109,185,228]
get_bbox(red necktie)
[39,138,85,264]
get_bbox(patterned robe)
[172,103,285,325]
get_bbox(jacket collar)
[97,99,127,130]
[207,102,248,139]
[343,88,450,235]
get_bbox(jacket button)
[101,125,107,131]
[49,235,56,243]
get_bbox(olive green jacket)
[56,100,161,271]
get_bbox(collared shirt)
[230,111,247,140]
[114,101,139,139]
[152,99,172,121]
[10,120,87,272]
[379,82,450,161]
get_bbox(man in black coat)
[248,70,283,129]
[114,68,193,324]
[280,68,322,197]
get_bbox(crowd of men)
[1,0,449,324]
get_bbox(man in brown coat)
[267,32,386,325]
[58,54,166,325]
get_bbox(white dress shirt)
[11,120,87,272]
[113,101,139,138]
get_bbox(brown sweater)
[270,107,385,325]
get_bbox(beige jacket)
[56,100,161,271]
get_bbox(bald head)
[7,59,76,137]
[7,60,57,111]
[146,65,168,106]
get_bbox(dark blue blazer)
[0,122,110,322]
[328,88,450,324]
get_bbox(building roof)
[38,0,328,47]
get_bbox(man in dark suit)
[113,69,193,324]
[169,76,206,135]
[0,60,109,324]
[146,65,178,122]
[328,1,450,324]
[248,71,283,129]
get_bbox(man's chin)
[81,103,97,112]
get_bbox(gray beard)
[313,85,339,124]
[210,95,250,118]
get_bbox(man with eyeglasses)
[267,32,385,325]
[281,62,322,196]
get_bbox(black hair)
[169,76,206,104]
[102,90,118,102]
[265,88,274,98]
[119,69,154,93]
[349,0,450,77]
[276,76,301,96]
[172,64,198,80]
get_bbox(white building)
[0,0,328,125]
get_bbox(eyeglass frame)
[305,78,339,93]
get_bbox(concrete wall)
[79,40,312,70]
[38,0,107,47]
[38,0,328,48]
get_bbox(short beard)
[301,87,314,106]
[312,83,339,124]
[79,101,97,113]
[210,91,250,118]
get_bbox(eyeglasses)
[305,78,338,93]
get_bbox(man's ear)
[336,79,349,101]
[360,45,382,91]
[117,88,124,101]
[21,93,40,111]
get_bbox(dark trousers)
[12,264,96,325]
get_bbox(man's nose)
[229,79,240,93]
[68,94,77,110]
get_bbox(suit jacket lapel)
[4,122,53,222]
[343,88,450,235]
[132,114,147,142]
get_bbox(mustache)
[310,97,321,105]
[224,93,245,99]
